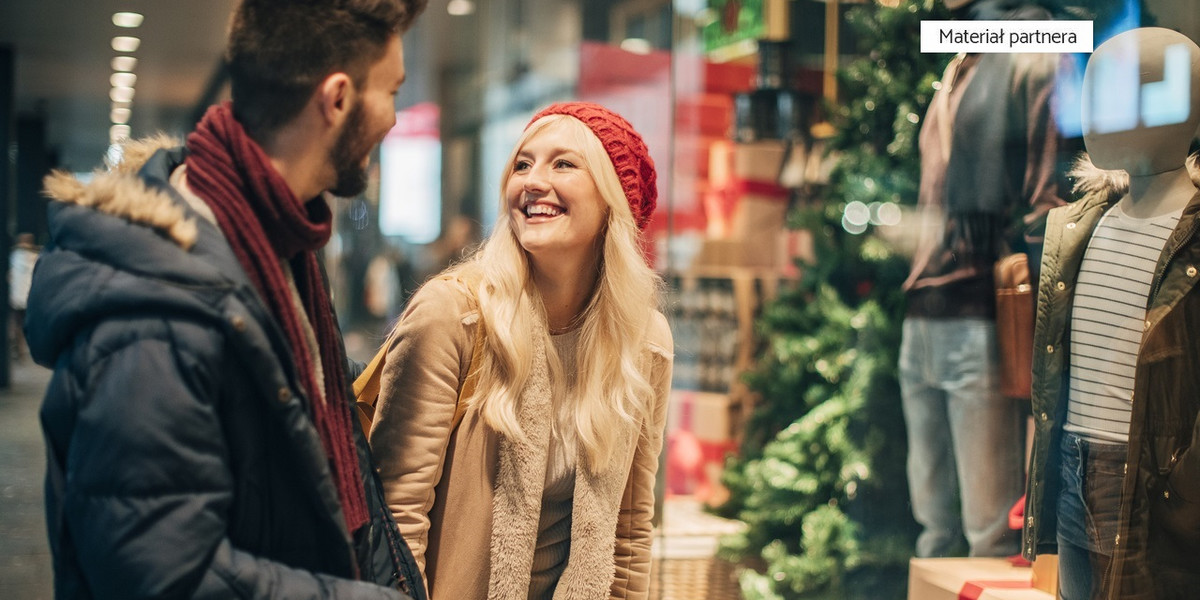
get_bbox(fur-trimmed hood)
[42,135,197,249]
[1068,151,1200,204]
[26,140,254,368]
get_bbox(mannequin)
[1084,28,1200,218]
[1022,27,1200,600]
[899,0,1067,559]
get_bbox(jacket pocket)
[1152,444,1200,549]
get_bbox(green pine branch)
[714,1,949,598]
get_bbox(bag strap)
[353,334,389,431]
[354,336,392,435]
[355,275,484,435]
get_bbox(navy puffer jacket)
[27,144,424,600]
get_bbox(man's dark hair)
[226,0,427,140]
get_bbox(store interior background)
[3,1,1200,598]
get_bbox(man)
[899,0,1069,558]
[26,0,428,597]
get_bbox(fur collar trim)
[1069,151,1200,203]
[42,135,197,249]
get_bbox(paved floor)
[0,359,53,599]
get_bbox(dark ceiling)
[0,0,238,171]
[0,1,469,173]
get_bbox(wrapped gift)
[908,558,1055,600]
[665,391,739,503]
[1031,555,1058,596]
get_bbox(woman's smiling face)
[506,119,609,260]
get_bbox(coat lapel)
[488,326,553,600]
[485,323,645,600]
[553,424,635,599]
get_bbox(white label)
[921,20,1093,53]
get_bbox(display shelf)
[666,266,796,393]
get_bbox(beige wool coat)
[369,276,674,600]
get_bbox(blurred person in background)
[24,0,429,597]
[899,0,1071,559]
[369,103,673,600]
[8,232,37,360]
[416,214,479,281]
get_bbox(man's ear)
[315,72,355,127]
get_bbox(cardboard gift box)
[908,558,1055,600]
[1031,555,1058,596]
[665,390,739,504]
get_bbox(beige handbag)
[994,253,1034,400]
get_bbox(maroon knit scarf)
[185,102,368,534]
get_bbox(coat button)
[1188,266,1197,278]
[230,315,247,332]
[277,387,290,403]
[1114,534,1120,546]
[1027,516,1034,526]
[1165,490,1171,500]
[1040,412,1048,421]
[1056,281,1066,290]
[1046,345,1055,353]
[1066,222,1076,229]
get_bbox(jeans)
[899,317,1025,558]
[1056,431,1125,600]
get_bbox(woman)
[369,102,673,600]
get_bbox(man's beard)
[328,101,373,198]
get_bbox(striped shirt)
[1064,203,1181,443]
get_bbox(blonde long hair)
[446,114,661,473]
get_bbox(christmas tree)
[715,1,949,598]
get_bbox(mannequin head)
[1082,27,1200,176]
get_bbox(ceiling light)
[111,56,138,72]
[106,144,125,166]
[111,107,132,124]
[110,124,132,142]
[110,72,137,88]
[447,0,475,16]
[111,36,140,53]
[110,86,135,103]
[112,12,144,28]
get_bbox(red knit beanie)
[527,102,657,231]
